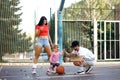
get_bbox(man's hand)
[73,61,82,66]
[72,55,84,66]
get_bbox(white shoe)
[76,71,85,74]
[76,66,85,74]
[32,68,36,74]
[85,66,93,73]
[51,70,56,73]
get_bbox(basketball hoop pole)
[58,0,65,64]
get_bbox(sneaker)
[85,66,93,73]
[76,71,85,74]
[46,69,51,75]
[51,70,56,73]
[32,68,36,74]
[77,66,85,74]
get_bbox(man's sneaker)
[76,71,85,74]
[76,66,85,74]
[32,68,36,74]
[85,66,93,73]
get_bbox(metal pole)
[50,8,52,26]
[58,0,65,64]
[58,11,63,64]
[89,0,93,51]
[54,0,58,45]
[94,18,97,62]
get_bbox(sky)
[19,0,80,37]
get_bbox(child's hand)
[62,49,66,53]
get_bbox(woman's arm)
[35,29,40,37]
[35,26,43,37]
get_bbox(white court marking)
[0,66,2,72]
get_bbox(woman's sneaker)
[46,70,51,75]
[32,68,36,74]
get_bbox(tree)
[63,0,120,20]
[0,0,33,61]
[62,0,120,50]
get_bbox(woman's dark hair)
[71,41,79,48]
[37,16,47,26]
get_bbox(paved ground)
[0,62,120,80]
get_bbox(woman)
[32,16,53,74]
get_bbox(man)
[64,41,95,74]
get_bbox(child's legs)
[51,63,60,71]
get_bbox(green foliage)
[62,0,120,51]
[62,21,92,51]
[63,0,120,20]
[0,0,33,61]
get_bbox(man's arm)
[65,52,75,57]
[64,51,84,62]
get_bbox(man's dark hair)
[71,41,79,48]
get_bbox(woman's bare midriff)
[39,36,48,39]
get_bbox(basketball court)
[0,62,120,80]
[1,0,120,80]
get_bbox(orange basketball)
[56,65,65,75]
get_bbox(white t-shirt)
[72,47,95,61]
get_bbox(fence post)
[94,18,98,62]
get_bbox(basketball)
[56,65,65,75]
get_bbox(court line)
[0,66,2,72]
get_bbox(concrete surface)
[0,62,120,80]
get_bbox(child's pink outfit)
[46,51,63,74]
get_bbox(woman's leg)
[32,45,42,74]
[44,45,52,59]
[44,40,52,73]
[33,45,42,63]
